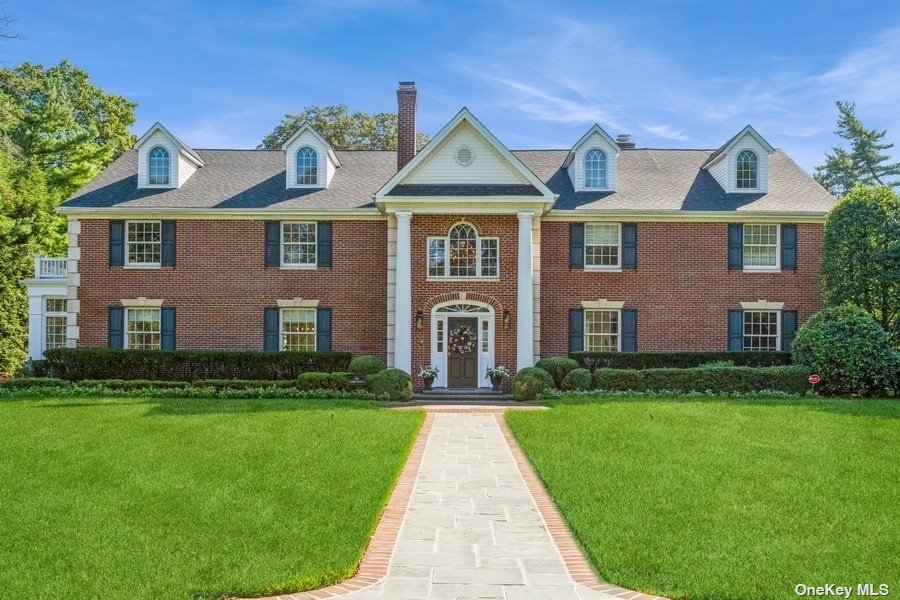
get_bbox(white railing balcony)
[35,256,67,279]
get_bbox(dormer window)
[296,147,318,185]
[736,150,758,189]
[585,149,607,188]
[148,147,170,185]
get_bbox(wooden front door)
[447,317,479,388]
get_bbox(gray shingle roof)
[62,147,835,214]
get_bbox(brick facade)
[76,219,387,359]
[539,221,825,356]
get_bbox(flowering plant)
[485,365,509,380]
[418,365,439,379]
[0,373,9,383]
[448,325,477,354]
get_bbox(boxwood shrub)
[592,365,810,394]
[570,351,792,370]
[43,348,352,382]
[367,368,412,401]
[348,355,386,377]
[513,367,555,401]
[0,377,71,389]
[296,372,351,391]
[534,357,580,389]
[561,368,592,391]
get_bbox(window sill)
[584,267,623,273]
[279,264,317,270]
[426,277,501,282]
[123,264,162,270]
[742,267,780,273]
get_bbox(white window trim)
[124,307,162,350]
[426,226,500,280]
[279,307,317,352]
[735,150,760,192]
[583,147,610,191]
[742,309,781,352]
[280,221,318,269]
[584,222,622,271]
[146,146,173,188]
[584,308,622,352]
[294,146,320,188]
[43,297,68,353]
[742,223,780,272]
[124,220,162,268]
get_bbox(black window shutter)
[161,221,176,266]
[622,223,637,269]
[781,224,797,270]
[265,221,280,267]
[622,309,637,352]
[160,307,176,350]
[264,307,279,351]
[782,310,798,352]
[316,307,332,351]
[728,309,744,351]
[109,221,125,266]
[728,224,743,270]
[569,308,584,353]
[108,306,124,349]
[317,221,333,267]
[569,223,584,269]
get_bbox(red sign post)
[808,374,821,385]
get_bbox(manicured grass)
[0,396,423,599]
[507,395,900,600]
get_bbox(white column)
[394,211,413,373]
[517,211,535,370]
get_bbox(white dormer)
[134,122,204,189]
[564,124,620,192]
[281,123,341,189]
[703,125,775,194]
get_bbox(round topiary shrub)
[367,368,412,401]
[534,357,580,389]
[348,355,386,377]
[792,305,895,396]
[512,367,554,401]
[562,368,592,391]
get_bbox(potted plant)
[485,365,509,392]
[418,365,439,390]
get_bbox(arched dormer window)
[736,150,758,189]
[427,223,499,278]
[584,148,607,188]
[296,147,318,185]
[148,147,170,185]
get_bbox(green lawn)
[507,395,900,600]
[0,396,423,600]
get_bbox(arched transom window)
[296,146,318,185]
[428,223,499,278]
[148,147,170,185]
[736,150,758,189]
[584,148,607,188]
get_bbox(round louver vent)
[455,145,475,166]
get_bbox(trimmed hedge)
[570,351,793,370]
[592,365,811,394]
[535,357,580,389]
[562,368,592,391]
[43,348,352,382]
[513,367,555,402]
[296,372,351,391]
[80,379,191,390]
[348,355,386,377]
[0,377,70,389]
[367,368,413,401]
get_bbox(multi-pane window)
[296,147,318,185]
[281,308,316,351]
[584,149,607,188]
[126,221,162,265]
[736,150,758,189]
[428,223,499,278]
[436,319,444,353]
[585,309,620,352]
[148,147,170,185]
[282,222,317,266]
[585,223,620,268]
[126,308,161,350]
[44,298,68,351]
[743,310,779,351]
[743,224,779,269]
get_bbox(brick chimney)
[397,81,417,170]
[616,134,635,150]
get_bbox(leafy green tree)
[815,101,900,196]
[822,185,900,346]
[259,104,430,150]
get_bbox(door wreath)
[448,325,477,354]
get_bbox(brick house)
[24,82,835,390]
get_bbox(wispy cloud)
[641,124,689,142]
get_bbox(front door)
[447,317,479,388]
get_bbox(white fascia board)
[280,123,341,167]
[543,209,826,223]
[135,122,205,166]
[569,124,620,155]
[57,207,385,220]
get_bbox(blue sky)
[4,0,900,172]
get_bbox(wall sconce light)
[503,309,510,328]
[416,310,423,329]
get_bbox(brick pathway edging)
[241,412,435,600]
[495,413,670,600]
